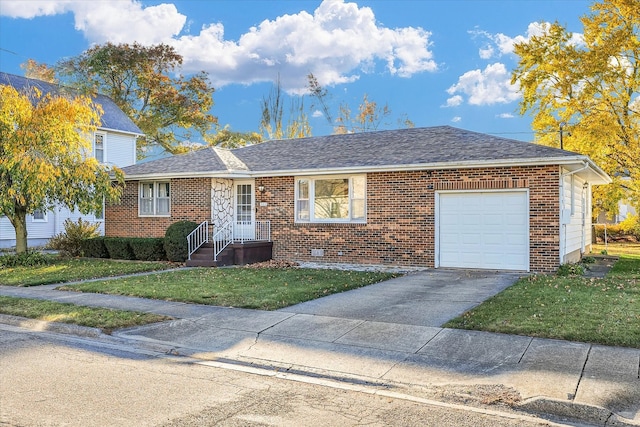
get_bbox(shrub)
[164,220,198,262]
[81,237,109,259]
[104,237,135,260]
[557,262,585,276]
[129,238,167,261]
[0,251,51,267]
[47,218,101,257]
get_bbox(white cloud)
[1,1,186,43]
[2,0,438,92]
[446,63,520,106]
[174,0,437,91]
[497,113,515,119]
[470,22,584,60]
[451,116,461,123]
[445,95,463,107]
[0,0,72,18]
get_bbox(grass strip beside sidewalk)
[443,254,640,349]
[0,257,178,287]
[0,296,171,334]
[58,267,398,311]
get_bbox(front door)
[234,180,255,241]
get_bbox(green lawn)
[0,296,171,334]
[0,257,177,287]
[592,242,640,256]
[444,252,640,348]
[59,267,398,310]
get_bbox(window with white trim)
[94,132,105,163]
[139,181,170,216]
[32,209,47,222]
[295,175,366,223]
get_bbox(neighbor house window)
[139,181,170,216]
[32,209,47,222]
[295,175,366,223]
[94,132,105,163]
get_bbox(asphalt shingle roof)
[120,126,585,178]
[121,147,229,176]
[231,126,578,172]
[0,72,142,135]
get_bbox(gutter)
[119,155,604,181]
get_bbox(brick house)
[106,126,610,273]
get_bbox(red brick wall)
[106,166,561,272]
[105,178,211,238]
[255,165,560,273]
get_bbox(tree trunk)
[8,206,28,254]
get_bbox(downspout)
[559,162,589,264]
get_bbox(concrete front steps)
[185,241,273,267]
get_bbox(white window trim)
[94,131,106,163]
[295,174,366,224]
[32,209,48,223]
[139,181,171,217]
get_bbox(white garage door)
[437,191,529,271]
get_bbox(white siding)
[104,131,137,167]
[0,129,135,248]
[560,171,590,263]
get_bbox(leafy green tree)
[57,42,217,158]
[511,0,639,214]
[0,84,124,253]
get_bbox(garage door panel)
[438,191,529,271]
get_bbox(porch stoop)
[185,241,273,267]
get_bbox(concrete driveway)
[280,269,524,327]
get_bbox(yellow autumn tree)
[0,84,124,253]
[511,0,640,216]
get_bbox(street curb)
[0,314,103,338]
[2,314,638,427]
[519,397,640,427]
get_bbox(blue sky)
[0,0,593,144]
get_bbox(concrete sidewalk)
[1,271,639,427]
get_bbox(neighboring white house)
[0,72,143,249]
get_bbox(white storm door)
[437,191,529,271]
[234,180,255,241]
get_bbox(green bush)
[0,251,51,267]
[164,220,198,262]
[129,238,167,261]
[81,237,109,259]
[557,262,585,276]
[104,237,135,260]
[47,218,101,257]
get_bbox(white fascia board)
[247,156,608,178]
[122,171,251,181]
[120,155,612,184]
[98,127,144,138]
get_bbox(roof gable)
[0,72,143,135]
